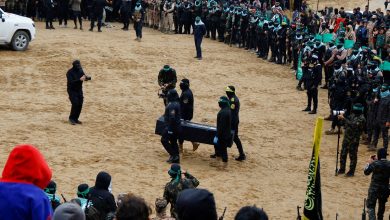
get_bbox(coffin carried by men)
[155,116,234,145]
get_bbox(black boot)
[337,168,345,175]
[235,154,246,161]
[210,153,220,158]
[308,110,317,114]
[166,156,173,163]
[345,170,354,177]
[170,155,180,164]
[302,107,311,112]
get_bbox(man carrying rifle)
[337,103,365,177]
[364,148,390,220]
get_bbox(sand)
[0,22,388,219]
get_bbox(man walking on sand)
[193,16,206,60]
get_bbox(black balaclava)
[72,60,82,70]
[180,79,190,91]
[95,171,111,191]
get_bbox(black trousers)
[161,128,180,156]
[306,87,318,111]
[45,8,54,27]
[69,92,83,121]
[217,24,225,41]
[372,123,389,149]
[90,12,103,30]
[214,138,228,162]
[233,126,245,156]
[73,11,82,27]
[59,6,68,25]
[210,21,217,40]
[195,37,202,58]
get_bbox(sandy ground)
[0,22,388,219]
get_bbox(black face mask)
[73,63,82,70]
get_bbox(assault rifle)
[362,198,366,220]
[219,207,227,220]
[61,194,67,202]
[296,206,301,220]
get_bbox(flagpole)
[316,0,320,12]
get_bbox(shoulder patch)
[183,99,189,104]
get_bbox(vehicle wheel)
[11,31,30,51]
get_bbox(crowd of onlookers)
[0,144,269,220]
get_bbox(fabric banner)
[322,34,333,43]
[344,39,354,49]
[303,117,324,220]
[381,61,390,72]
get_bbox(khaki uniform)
[163,1,175,33]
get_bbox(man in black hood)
[66,60,90,125]
[89,171,117,219]
[178,79,200,153]
[211,96,231,163]
[161,89,182,163]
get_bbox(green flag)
[344,39,354,49]
[322,33,333,43]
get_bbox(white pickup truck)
[0,8,36,51]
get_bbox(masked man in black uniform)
[161,89,182,164]
[211,96,231,163]
[226,86,246,161]
[178,79,200,153]
[66,60,91,125]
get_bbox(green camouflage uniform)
[339,113,366,173]
[364,159,390,220]
[163,173,199,219]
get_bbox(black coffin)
[155,117,234,145]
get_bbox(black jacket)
[228,94,240,129]
[89,172,117,218]
[217,105,231,141]
[92,0,107,14]
[303,64,322,89]
[164,102,181,132]
[364,159,390,190]
[66,67,84,94]
[375,96,390,125]
[158,69,177,91]
[180,88,194,121]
